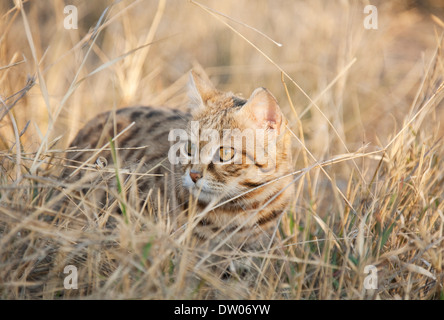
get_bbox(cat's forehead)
[206,92,246,110]
[190,110,237,133]
[191,94,246,131]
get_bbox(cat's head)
[180,68,293,205]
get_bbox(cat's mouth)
[184,183,225,204]
[189,185,239,206]
[183,185,220,204]
[182,174,231,204]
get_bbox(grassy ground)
[0,0,443,299]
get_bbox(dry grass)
[1,0,444,299]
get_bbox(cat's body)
[65,106,190,206]
[63,69,295,277]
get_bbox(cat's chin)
[190,188,215,204]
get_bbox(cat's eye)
[219,147,235,162]
[183,140,196,157]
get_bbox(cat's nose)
[189,170,202,183]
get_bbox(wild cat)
[63,69,295,277]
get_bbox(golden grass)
[1,0,443,299]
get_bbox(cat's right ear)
[188,69,216,110]
[237,87,284,135]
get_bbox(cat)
[62,68,295,278]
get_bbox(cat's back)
[65,106,190,174]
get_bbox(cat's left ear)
[188,68,216,110]
[238,87,284,135]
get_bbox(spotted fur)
[63,69,295,276]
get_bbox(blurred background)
[1,0,444,300]
[1,0,443,172]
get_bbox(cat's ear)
[238,87,283,135]
[188,68,216,109]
